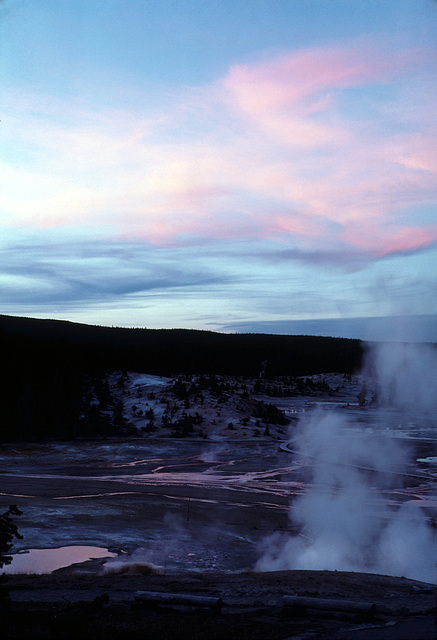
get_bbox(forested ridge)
[0,315,363,442]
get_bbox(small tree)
[0,505,22,602]
[0,505,23,570]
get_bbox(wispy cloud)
[0,239,232,305]
[2,39,436,268]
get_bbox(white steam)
[364,341,437,416]
[256,342,437,584]
[102,513,190,574]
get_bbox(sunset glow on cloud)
[1,0,436,339]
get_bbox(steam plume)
[256,342,437,583]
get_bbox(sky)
[1,0,436,342]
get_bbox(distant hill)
[0,314,363,375]
[0,315,363,442]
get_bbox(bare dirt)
[2,566,436,639]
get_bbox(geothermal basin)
[1,408,436,581]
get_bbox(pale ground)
[108,371,364,441]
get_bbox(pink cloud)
[390,135,437,174]
[223,43,430,114]
[268,210,331,240]
[3,41,436,267]
[223,46,379,113]
[379,227,437,257]
[220,43,413,150]
[342,223,437,258]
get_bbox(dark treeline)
[0,315,364,442]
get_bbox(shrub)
[0,505,23,570]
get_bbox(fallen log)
[134,591,223,611]
[283,595,377,614]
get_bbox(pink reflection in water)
[3,545,117,574]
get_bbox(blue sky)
[1,0,436,341]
